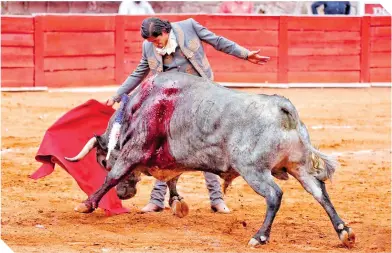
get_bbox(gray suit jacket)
[114,18,250,102]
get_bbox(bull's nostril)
[102,160,107,168]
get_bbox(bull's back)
[126,72,299,170]
[153,73,291,168]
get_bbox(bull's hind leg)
[167,175,189,218]
[292,170,355,248]
[241,169,283,247]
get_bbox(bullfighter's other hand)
[105,98,115,107]
[247,49,270,65]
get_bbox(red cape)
[31,99,129,216]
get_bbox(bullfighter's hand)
[247,50,270,65]
[105,98,115,107]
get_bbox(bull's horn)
[64,137,97,162]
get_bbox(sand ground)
[1,87,390,253]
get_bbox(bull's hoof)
[247,236,269,248]
[338,226,355,248]
[248,238,260,248]
[74,202,94,213]
[171,199,189,218]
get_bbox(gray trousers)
[149,172,224,208]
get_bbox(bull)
[65,72,355,248]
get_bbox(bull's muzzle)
[64,137,97,162]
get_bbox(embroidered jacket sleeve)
[113,41,150,102]
[190,18,249,60]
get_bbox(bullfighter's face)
[146,31,169,49]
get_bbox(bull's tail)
[305,142,338,181]
[279,98,338,181]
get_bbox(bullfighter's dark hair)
[140,17,172,39]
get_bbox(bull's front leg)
[75,150,142,213]
[167,175,189,218]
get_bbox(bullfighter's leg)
[291,171,355,248]
[241,169,283,247]
[141,180,166,213]
[167,175,189,218]
[203,172,230,214]
[75,149,142,213]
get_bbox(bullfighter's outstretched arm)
[190,18,269,65]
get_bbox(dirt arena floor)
[1,87,391,253]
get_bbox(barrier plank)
[209,57,278,72]
[205,46,278,57]
[288,31,360,43]
[1,46,33,55]
[288,55,360,71]
[361,16,370,83]
[1,68,34,87]
[123,16,150,31]
[370,16,391,26]
[124,45,143,54]
[44,68,115,87]
[370,52,391,68]
[34,16,44,87]
[207,29,279,47]
[125,31,144,43]
[287,17,361,31]
[124,52,144,62]
[115,15,125,83]
[1,47,34,67]
[1,16,34,33]
[278,16,288,83]
[370,26,391,37]
[155,15,204,24]
[123,15,205,30]
[288,71,360,83]
[370,68,391,82]
[289,43,360,56]
[44,32,115,56]
[370,38,391,52]
[41,15,115,31]
[205,16,279,30]
[1,33,34,47]
[214,72,277,83]
[44,56,115,71]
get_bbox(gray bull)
[65,72,355,248]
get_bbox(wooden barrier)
[369,16,391,82]
[287,16,362,83]
[40,15,116,87]
[1,15,391,88]
[1,16,35,87]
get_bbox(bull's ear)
[95,135,108,151]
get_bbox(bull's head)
[64,135,116,171]
[64,135,140,200]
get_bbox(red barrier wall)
[369,16,391,82]
[1,15,391,88]
[1,16,35,87]
[287,16,362,83]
